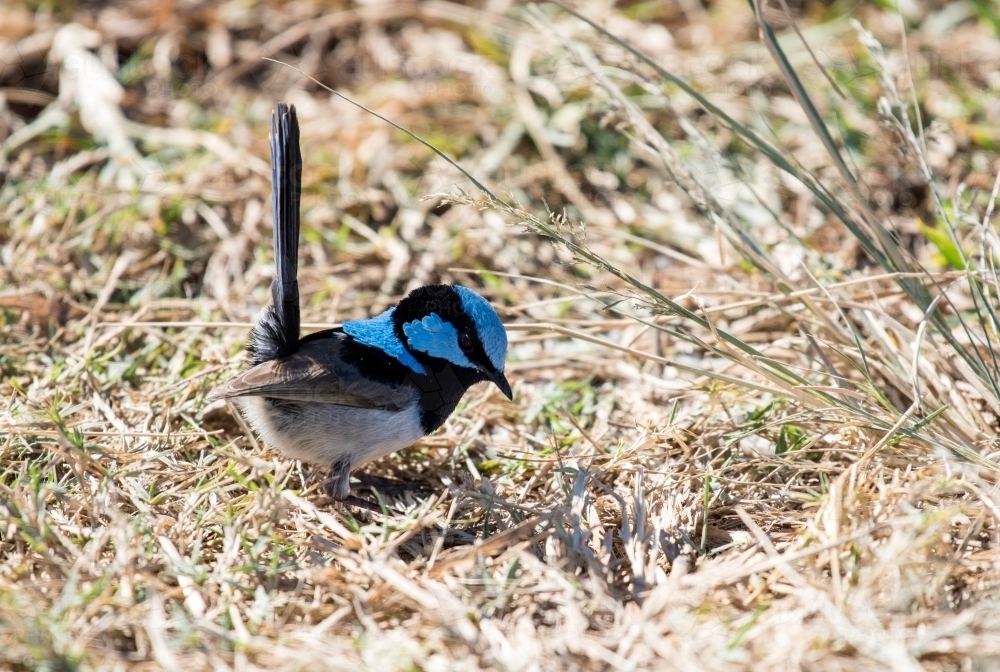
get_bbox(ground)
[2,0,1000,669]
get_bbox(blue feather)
[454,286,507,371]
[342,308,427,374]
[402,313,475,368]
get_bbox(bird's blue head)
[392,284,511,398]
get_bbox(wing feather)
[208,335,413,411]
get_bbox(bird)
[208,103,512,506]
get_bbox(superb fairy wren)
[209,104,512,503]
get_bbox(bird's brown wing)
[207,340,413,411]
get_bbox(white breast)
[234,397,426,469]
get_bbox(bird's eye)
[459,333,473,350]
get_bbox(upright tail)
[248,103,302,365]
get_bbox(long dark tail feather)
[248,103,302,366]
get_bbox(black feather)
[248,103,302,366]
[300,326,487,434]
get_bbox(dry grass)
[3,0,1000,669]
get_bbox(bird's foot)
[351,471,422,496]
[341,494,390,514]
[322,461,401,515]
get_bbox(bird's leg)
[322,458,352,500]
[323,459,394,514]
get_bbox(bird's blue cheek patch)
[343,308,427,375]
[403,313,475,369]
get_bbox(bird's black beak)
[488,369,513,400]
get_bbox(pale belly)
[234,396,426,469]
